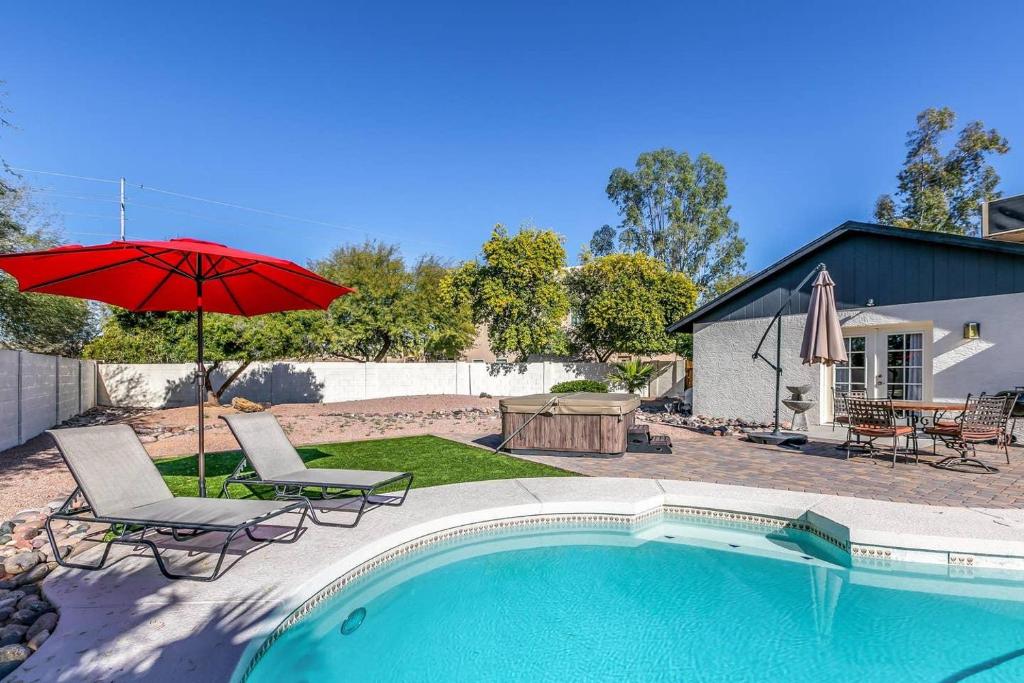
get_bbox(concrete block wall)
[95,360,652,410]
[0,350,99,452]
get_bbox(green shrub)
[549,379,608,393]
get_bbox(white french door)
[834,329,928,401]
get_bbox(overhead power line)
[10,167,121,184]
[12,166,454,249]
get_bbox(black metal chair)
[929,394,1010,473]
[846,398,917,467]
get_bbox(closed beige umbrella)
[800,269,847,366]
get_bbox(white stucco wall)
[96,361,623,409]
[692,291,1024,426]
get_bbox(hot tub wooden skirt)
[499,393,640,456]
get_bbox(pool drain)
[340,607,367,635]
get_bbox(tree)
[446,225,569,361]
[84,309,325,403]
[590,148,747,294]
[565,252,697,362]
[0,186,98,356]
[311,241,475,362]
[607,359,656,394]
[707,272,750,299]
[874,107,1010,236]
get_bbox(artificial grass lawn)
[155,435,577,498]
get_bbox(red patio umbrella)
[0,238,352,495]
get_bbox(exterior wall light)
[865,298,875,307]
[964,322,981,339]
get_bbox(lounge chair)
[219,412,414,527]
[45,424,310,581]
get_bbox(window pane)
[888,335,904,350]
[907,385,923,400]
[888,369,904,384]
[888,352,904,367]
[908,334,922,350]
[850,352,865,368]
[835,369,849,384]
[907,351,922,367]
[849,337,865,352]
[852,369,865,385]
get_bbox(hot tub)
[499,392,641,457]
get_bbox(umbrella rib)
[249,269,327,309]
[23,249,178,291]
[218,276,247,316]
[134,252,193,310]
[254,260,345,288]
[137,247,200,278]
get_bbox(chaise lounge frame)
[45,425,311,582]
[219,413,414,528]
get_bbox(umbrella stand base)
[747,431,808,447]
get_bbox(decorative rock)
[0,644,32,677]
[26,629,48,651]
[26,612,56,641]
[10,607,47,625]
[0,579,16,590]
[0,591,25,611]
[0,608,12,622]
[0,523,13,535]
[14,564,50,586]
[3,552,39,576]
[231,396,265,413]
[0,624,27,646]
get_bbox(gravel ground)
[0,395,504,521]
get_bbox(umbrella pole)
[196,271,207,498]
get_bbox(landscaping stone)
[0,591,25,611]
[231,396,265,413]
[0,624,27,647]
[0,644,32,677]
[14,563,50,586]
[0,509,62,678]
[26,612,57,641]
[3,552,39,575]
[26,629,49,651]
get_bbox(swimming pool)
[242,515,1024,682]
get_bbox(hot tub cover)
[499,392,641,416]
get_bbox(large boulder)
[0,624,27,647]
[231,397,265,413]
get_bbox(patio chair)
[927,393,1013,473]
[832,388,866,448]
[921,394,974,455]
[219,412,414,528]
[45,424,311,582]
[846,398,917,467]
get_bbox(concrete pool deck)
[12,477,1024,683]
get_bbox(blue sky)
[4,1,1023,272]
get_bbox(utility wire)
[9,167,120,184]
[13,166,455,249]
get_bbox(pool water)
[244,518,1024,682]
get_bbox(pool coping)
[12,477,1024,683]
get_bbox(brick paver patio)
[511,425,1024,508]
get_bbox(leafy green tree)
[874,107,1010,236]
[607,359,656,394]
[0,186,98,356]
[591,148,747,294]
[311,241,475,362]
[84,309,325,403]
[565,252,697,362]
[447,225,569,361]
[707,272,750,299]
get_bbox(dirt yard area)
[0,395,506,521]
